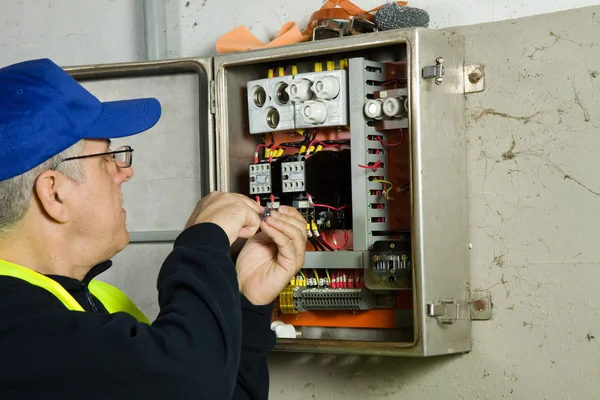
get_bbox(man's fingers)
[237,194,264,214]
[274,207,308,238]
[259,220,297,267]
[265,213,306,262]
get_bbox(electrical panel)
[219,29,470,357]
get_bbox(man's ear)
[34,170,71,224]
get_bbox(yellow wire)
[299,270,306,286]
[373,179,394,199]
[313,269,320,284]
[326,269,331,281]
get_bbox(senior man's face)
[73,139,134,256]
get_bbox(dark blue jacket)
[0,223,275,399]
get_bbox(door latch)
[427,298,459,324]
[422,57,445,85]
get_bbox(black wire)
[303,131,311,146]
[316,235,335,251]
[278,139,350,148]
[269,132,275,147]
[309,237,324,251]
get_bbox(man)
[0,58,307,399]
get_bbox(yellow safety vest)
[0,258,150,324]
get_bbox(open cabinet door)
[63,59,214,320]
[65,59,215,242]
[449,3,600,355]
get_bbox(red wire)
[332,271,337,288]
[320,232,338,251]
[305,139,346,158]
[380,80,398,88]
[340,231,349,249]
[375,131,404,147]
[254,144,267,163]
[358,161,382,171]
[312,203,347,211]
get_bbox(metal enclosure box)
[65,28,470,357]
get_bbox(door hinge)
[426,298,459,324]
[209,80,216,114]
[422,56,445,85]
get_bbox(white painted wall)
[2,1,600,400]
[170,0,600,57]
[0,0,145,66]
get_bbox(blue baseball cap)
[0,58,162,181]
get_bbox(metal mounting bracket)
[464,64,485,93]
[469,290,493,320]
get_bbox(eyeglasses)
[52,145,134,170]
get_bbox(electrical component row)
[247,70,349,134]
[279,269,373,314]
[291,269,364,289]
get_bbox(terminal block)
[291,288,374,312]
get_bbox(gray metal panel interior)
[348,58,390,251]
[213,29,470,356]
[64,59,214,240]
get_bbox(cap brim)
[83,98,161,139]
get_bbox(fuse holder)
[302,100,328,124]
[312,75,340,99]
[383,96,405,118]
[287,78,313,102]
[364,99,385,119]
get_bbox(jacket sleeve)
[38,223,271,399]
[233,296,276,399]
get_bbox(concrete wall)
[2,1,600,399]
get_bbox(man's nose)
[119,166,135,183]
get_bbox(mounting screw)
[390,243,396,249]
[468,66,483,84]
[474,299,486,311]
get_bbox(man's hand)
[185,192,264,245]
[235,206,307,305]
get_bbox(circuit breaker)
[68,27,472,357]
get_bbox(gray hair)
[0,141,86,235]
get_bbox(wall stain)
[498,137,600,197]
[586,333,596,342]
[473,109,540,124]
[572,85,591,122]
[502,138,517,160]
[528,31,598,59]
